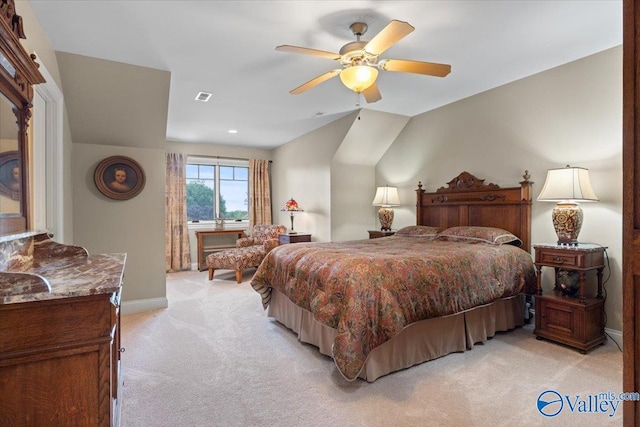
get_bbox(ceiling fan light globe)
[340,66,378,93]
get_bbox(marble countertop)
[0,253,126,304]
[533,243,607,251]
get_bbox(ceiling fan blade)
[290,69,341,94]
[380,59,451,77]
[362,82,382,103]
[364,20,415,56]
[276,45,340,60]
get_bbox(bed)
[251,171,536,381]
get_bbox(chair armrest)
[236,237,255,247]
[263,238,280,252]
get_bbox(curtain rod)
[190,155,272,163]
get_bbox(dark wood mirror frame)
[0,0,45,235]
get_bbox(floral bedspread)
[250,235,536,380]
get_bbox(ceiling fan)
[276,20,451,104]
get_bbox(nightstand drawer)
[537,251,581,268]
[279,233,311,244]
[534,246,605,270]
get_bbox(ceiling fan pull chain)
[355,92,361,107]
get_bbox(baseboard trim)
[605,327,623,350]
[121,297,168,315]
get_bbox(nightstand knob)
[551,256,565,264]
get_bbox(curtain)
[165,152,191,272]
[248,159,272,228]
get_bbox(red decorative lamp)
[282,198,303,234]
[537,165,598,245]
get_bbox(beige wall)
[272,112,358,243]
[72,143,166,306]
[56,52,170,148]
[274,109,410,243]
[57,53,171,312]
[377,46,623,331]
[331,109,410,241]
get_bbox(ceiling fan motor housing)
[339,41,378,67]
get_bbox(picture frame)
[94,155,146,200]
[0,151,20,201]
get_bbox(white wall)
[377,46,623,331]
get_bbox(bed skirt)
[267,289,526,382]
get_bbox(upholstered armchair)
[235,224,285,251]
[206,224,286,283]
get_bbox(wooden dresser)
[0,231,126,426]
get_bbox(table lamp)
[282,198,303,234]
[537,165,598,245]
[372,185,401,231]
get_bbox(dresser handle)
[552,257,565,264]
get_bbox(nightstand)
[278,233,311,245]
[368,230,396,239]
[532,243,607,353]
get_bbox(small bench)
[206,245,269,283]
[205,224,286,283]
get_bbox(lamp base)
[378,207,394,232]
[289,213,297,234]
[552,202,583,246]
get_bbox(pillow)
[395,225,442,237]
[435,226,522,247]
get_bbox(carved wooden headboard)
[416,171,533,252]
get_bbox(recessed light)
[228,129,238,134]
[195,91,212,102]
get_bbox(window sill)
[188,221,248,231]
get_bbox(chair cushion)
[206,246,266,270]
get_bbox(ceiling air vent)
[195,91,212,102]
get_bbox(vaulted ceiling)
[29,1,622,149]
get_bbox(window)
[186,157,249,223]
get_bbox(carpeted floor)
[120,269,623,427]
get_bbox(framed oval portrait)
[94,156,146,200]
[0,151,20,202]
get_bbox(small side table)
[532,243,607,353]
[195,229,246,271]
[279,233,311,245]
[368,230,396,239]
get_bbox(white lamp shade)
[372,186,401,207]
[537,166,599,202]
[340,66,378,93]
